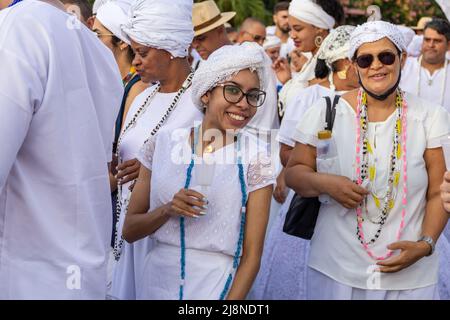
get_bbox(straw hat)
[411,17,433,31]
[193,0,236,36]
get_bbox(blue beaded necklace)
[8,0,23,7]
[179,125,248,300]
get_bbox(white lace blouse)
[138,127,275,256]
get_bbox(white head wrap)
[121,0,194,58]
[191,42,271,110]
[96,1,133,45]
[348,21,407,59]
[397,25,415,47]
[263,35,282,50]
[289,0,335,30]
[93,0,110,15]
[317,25,355,67]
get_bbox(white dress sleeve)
[425,104,450,149]
[0,49,41,191]
[137,135,157,170]
[292,97,328,147]
[247,152,276,193]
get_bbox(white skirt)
[307,267,440,300]
[138,242,234,300]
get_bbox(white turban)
[93,0,110,14]
[96,1,133,45]
[121,0,194,58]
[289,0,335,30]
[263,35,282,50]
[397,25,415,47]
[317,25,355,67]
[348,21,407,59]
[191,42,272,110]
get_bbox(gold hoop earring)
[314,36,323,48]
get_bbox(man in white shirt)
[0,0,123,299]
[401,19,450,111]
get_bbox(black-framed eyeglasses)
[355,51,398,69]
[217,84,266,108]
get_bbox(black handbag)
[282,95,340,239]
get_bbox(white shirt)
[0,1,123,299]
[278,84,343,147]
[401,56,450,112]
[138,127,275,256]
[266,25,295,59]
[294,93,450,290]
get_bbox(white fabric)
[109,86,203,300]
[401,57,450,112]
[191,42,272,110]
[265,25,295,58]
[278,85,344,147]
[96,1,132,45]
[138,127,275,256]
[294,93,450,290]
[317,26,355,67]
[349,21,407,59]
[436,0,450,21]
[408,35,423,57]
[0,1,123,299]
[288,0,335,30]
[307,268,440,300]
[263,35,281,50]
[278,52,317,107]
[93,0,110,14]
[122,0,193,58]
[138,242,234,299]
[397,25,416,47]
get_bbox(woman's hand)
[440,171,450,213]
[272,57,292,84]
[326,175,369,209]
[116,158,141,185]
[376,241,431,273]
[166,188,207,219]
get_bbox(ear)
[119,42,128,51]
[201,93,209,106]
[87,16,95,30]
[400,51,407,69]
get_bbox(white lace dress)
[136,127,275,299]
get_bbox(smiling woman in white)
[0,0,123,299]
[286,21,450,299]
[123,42,275,300]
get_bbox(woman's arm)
[279,143,293,168]
[378,148,449,272]
[226,184,273,300]
[123,166,207,243]
[285,143,367,209]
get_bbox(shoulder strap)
[324,95,340,132]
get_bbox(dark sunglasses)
[355,51,398,69]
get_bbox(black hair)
[60,0,92,21]
[424,18,450,42]
[314,0,345,26]
[274,1,289,15]
[111,36,135,63]
[314,59,340,79]
[226,26,237,34]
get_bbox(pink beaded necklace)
[354,88,408,260]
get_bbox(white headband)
[122,0,194,58]
[93,0,110,14]
[96,1,132,45]
[263,35,282,50]
[349,21,407,59]
[191,42,271,110]
[289,0,335,30]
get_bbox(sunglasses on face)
[355,51,398,69]
[217,84,266,108]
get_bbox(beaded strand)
[179,126,247,300]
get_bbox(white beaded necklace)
[417,55,448,106]
[112,72,195,261]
